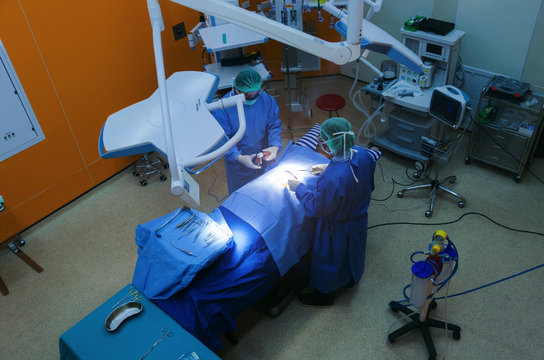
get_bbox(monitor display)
[430,88,464,129]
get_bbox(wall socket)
[172,22,187,41]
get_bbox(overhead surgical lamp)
[99,0,424,208]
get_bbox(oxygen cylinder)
[410,261,434,309]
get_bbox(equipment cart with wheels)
[465,76,544,182]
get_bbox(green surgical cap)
[234,69,263,92]
[320,117,355,155]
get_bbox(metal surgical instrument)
[153,207,186,236]
[111,287,140,309]
[192,220,208,242]
[176,214,195,229]
[284,169,298,179]
[140,327,174,360]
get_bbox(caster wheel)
[425,210,433,217]
[453,331,461,340]
[163,163,169,169]
[132,171,139,177]
[413,171,421,179]
[458,201,465,208]
[140,180,148,186]
[464,156,471,164]
[388,334,395,343]
[389,302,400,313]
[159,175,167,182]
[17,239,26,247]
[514,175,521,183]
[397,190,405,198]
[430,300,437,310]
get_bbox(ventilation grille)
[404,38,420,54]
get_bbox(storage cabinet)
[465,76,544,181]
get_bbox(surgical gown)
[294,146,377,294]
[213,90,282,194]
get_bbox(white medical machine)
[99,0,424,207]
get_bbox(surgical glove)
[237,154,261,169]
[287,179,300,192]
[262,146,279,161]
[310,163,329,175]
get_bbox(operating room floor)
[1,75,543,360]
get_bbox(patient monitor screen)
[430,90,463,129]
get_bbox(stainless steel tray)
[104,301,143,332]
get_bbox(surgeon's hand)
[262,146,279,161]
[310,163,329,175]
[287,179,300,192]
[237,154,261,169]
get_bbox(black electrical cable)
[369,211,544,237]
[201,47,207,68]
[207,165,227,203]
[371,161,421,201]
[372,211,544,303]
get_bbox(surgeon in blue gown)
[287,117,379,307]
[213,69,283,194]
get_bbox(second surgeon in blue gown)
[213,69,283,194]
[288,117,380,307]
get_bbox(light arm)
[147,0,185,196]
[170,0,363,65]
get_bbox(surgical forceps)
[176,214,195,229]
[154,207,187,236]
[111,287,141,309]
[140,327,174,360]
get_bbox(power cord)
[369,211,544,237]
[371,211,544,301]
[207,165,227,203]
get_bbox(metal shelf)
[465,76,544,181]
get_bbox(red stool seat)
[316,94,346,117]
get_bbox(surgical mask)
[319,141,333,156]
[235,88,261,105]
[245,98,258,106]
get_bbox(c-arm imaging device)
[99,0,423,207]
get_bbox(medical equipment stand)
[388,299,460,360]
[396,122,466,217]
[0,234,44,295]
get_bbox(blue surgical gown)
[213,90,282,193]
[295,146,377,294]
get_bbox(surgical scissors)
[140,327,174,360]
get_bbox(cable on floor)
[207,165,227,203]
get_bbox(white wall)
[455,0,541,82]
[341,0,544,89]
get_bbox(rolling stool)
[133,152,168,186]
[316,94,346,118]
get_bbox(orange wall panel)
[0,168,94,240]
[0,1,204,241]
[0,0,342,242]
